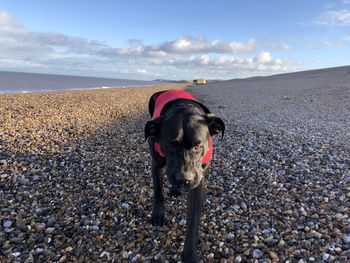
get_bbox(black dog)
[145,90,225,262]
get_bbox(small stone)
[278,240,285,247]
[100,251,110,258]
[91,225,99,231]
[10,252,21,257]
[269,251,279,261]
[58,255,67,262]
[0,159,8,167]
[35,223,46,232]
[207,253,215,259]
[45,227,55,234]
[131,254,140,262]
[32,175,39,181]
[234,256,242,263]
[226,232,235,241]
[334,247,342,254]
[253,249,262,258]
[283,210,293,215]
[0,174,9,179]
[322,253,330,261]
[24,254,34,263]
[179,219,186,226]
[3,220,13,228]
[122,251,129,259]
[63,246,73,253]
[122,203,129,209]
[154,252,162,260]
[301,240,311,249]
[343,235,350,244]
[47,217,56,227]
[35,248,44,254]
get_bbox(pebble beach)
[1,66,350,262]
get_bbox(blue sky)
[0,0,349,80]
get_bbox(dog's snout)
[175,172,195,187]
[176,179,192,186]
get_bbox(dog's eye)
[194,144,202,151]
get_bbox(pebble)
[10,252,21,257]
[3,220,13,228]
[179,219,187,226]
[1,173,9,179]
[122,251,129,259]
[269,251,279,261]
[322,253,330,261]
[32,175,39,181]
[343,235,350,244]
[35,223,46,232]
[45,227,55,234]
[91,225,99,231]
[207,253,215,260]
[253,249,262,258]
[122,203,129,209]
[226,232,235,241]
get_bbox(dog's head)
[145,109,225,190]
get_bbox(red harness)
[151,90,213,163]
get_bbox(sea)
[0,71,158,94]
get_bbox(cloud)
[152,52,286,73]
[107,36,256,58]
[268,43,292,51]
[148,36,256,54]
[0,10,291,79]
[323,39,343,48]
[314,9,350,26]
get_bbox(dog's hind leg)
[183,178,206,263]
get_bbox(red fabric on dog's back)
[151,90,213,163]
[152,90,200,120]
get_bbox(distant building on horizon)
[193,79,206,85]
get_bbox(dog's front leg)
[183,178,205,263]
[151,159,166,226]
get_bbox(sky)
[0,0,350,80]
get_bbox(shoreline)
[0,83,167,95]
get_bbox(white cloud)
[136,68,147,74]
[111,36,256,57]
[324,39,343,48]
[152,52,287,73]
[253,52,272,63]
[314,9,350,26]
[151,36,256,54]
[0,10,292,79]
[269,43,292,51]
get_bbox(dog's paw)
[169,186,181,197]
[151,214,165,227]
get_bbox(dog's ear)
[206,114,225,138]
[145,117,163,141]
